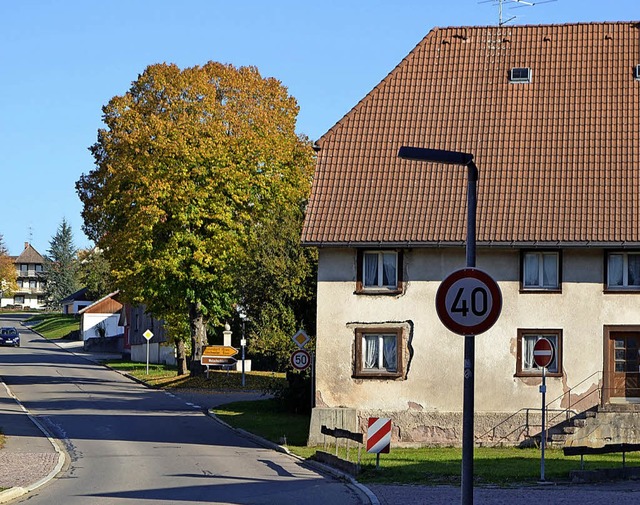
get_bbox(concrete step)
[599,403,640,413]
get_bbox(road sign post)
[290,349,311,370]
[143,329,153,375]
[367,417,391,470]
[533,337,554,482]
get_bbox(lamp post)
[398,146,478,505]
[238,310,247,387]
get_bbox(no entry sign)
[435,268,502,336]
[533,338,554,369]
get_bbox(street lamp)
[398,146,478,505]
[237,309,248,387]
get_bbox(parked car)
[0,327,20,347]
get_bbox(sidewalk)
[0,380,64,503]
[0,334,117,503]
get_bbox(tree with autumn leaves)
[76,62,315,375]
[0,235,18,299]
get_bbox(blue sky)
[1,0,638,256]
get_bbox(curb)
[0,382,66,504]
[206,410,380,505]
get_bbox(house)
[78,291,124,345]
[301,22,640,446]
[0,242,46,309]
[123,304,176,366]
[60,287,94,315]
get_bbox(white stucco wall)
[312,247,630,445]
[131,342,177,366]
[81,313,123,341]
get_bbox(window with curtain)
[355,328,403,378]
[522,251,560,290]
[607,252,640,289]
[516,329,562,377]
[358,250,401,293]
[363,251,397,288]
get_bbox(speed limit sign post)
[435,268,502,336]
[290,349,311,371]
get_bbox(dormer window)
[509,67,531,83]
[635,64,640,80]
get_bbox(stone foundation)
[308,407,545,447]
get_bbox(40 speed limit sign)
[435,268,502,336]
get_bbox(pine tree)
[44,219,79,309]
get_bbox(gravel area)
[369,481,640,504]
[0,452,59,488]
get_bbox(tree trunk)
[176,339,188,376]
[189,300,207,376]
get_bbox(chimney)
[24,242,29,249]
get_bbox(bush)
[264,370,312,415]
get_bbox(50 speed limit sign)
[435,268,502,336]
[290,349,311,370]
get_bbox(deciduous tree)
[77,247,114,300]
[0,235,17,299]
[237,203,317,371]
[77,62,314,374]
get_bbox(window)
[509,67,531,83]
[13,295,25,305]
[521,251,560,291]
[607,252,640,290]
[356,250,403,293]
[635,64,640,80]
[516,329,562,377]
[354,327,404,378]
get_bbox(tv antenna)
[480,0,557,26]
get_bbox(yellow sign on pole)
[203,345,238,357]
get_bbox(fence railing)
[478,370,603,446]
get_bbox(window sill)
[515,371,562,378]
[353,371,403,380]
[519,287,562,294]
[355,288,402,296]
[604,288,640,294]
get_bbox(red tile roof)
[301,22,640,247]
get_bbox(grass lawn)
[212,399,640,485]
[103,359,287,392]
[26,313,79,339]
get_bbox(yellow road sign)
[203,345,238,357]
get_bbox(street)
[0,315,368,505]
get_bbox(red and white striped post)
[367,417,391,469]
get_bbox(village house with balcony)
[1,242,46,310]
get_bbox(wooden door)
[609,333,640,399]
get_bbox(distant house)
[0,242,46,310]
[123,304,175,366]
[61,287,94,315]
[302,21,640,447]
[78,291,124,343]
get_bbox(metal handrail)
[544,370,602,429]
[478,370,603,445]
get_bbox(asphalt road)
[0,315,368,505]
